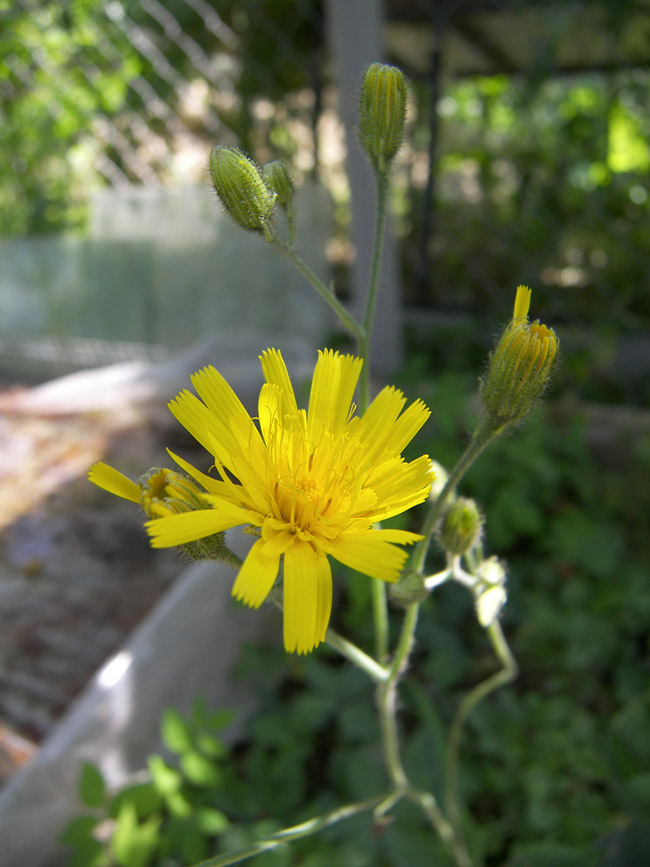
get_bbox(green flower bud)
[262,160,295,209]
[359,62,407,174]
[209,146,275,232]
[480,285,559,427]
[439,497,483,555]
[139,468,228,561]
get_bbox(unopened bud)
[359,63,407,174]
[439,498,483,555]
[262,161,294,209]
[480,285,559,427]
[209,146,275,232]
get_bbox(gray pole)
[325,0,403,377]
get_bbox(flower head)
[480,285,559,427]
[90,350,432,654]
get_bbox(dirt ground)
[0,405,198,788]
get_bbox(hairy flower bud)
[480,285,559,427]
[359,62,407,173]
[439,497,483,555]
[139,467,204,518]
[262,160,294,209]
[138,467,228,560]
[209,146,275,232]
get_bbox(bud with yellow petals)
[88,461,235,563]
[480,285,559,427]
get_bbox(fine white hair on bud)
[480,285,559,427]
[209,146,275,232]
[358,62,408,174]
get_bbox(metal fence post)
[325,0,404,377]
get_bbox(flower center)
[276,474,325,531]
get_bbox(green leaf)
[196,731,227,759]
[148,755,182,797]
[181,750,222,787]
[195,806,230,835]
[109,782,162,820]
[161,708,193,754]
[79,762,106,808]
[66,836,106,867]
[111,802,161,867]
[59,814,99,846]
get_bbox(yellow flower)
[91,349,433,654]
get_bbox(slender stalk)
[407,788,473,867]
[270,237,363,340]
[359,170,389,409]
[411,421,502,574]
[371,578,389,664]
[192,793,388,867]
[444,620,518,850]
[377,602,419,791]
[325,628,388,682]
[358,170,391,661]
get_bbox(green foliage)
[61,698,232,867]
[64,377,649,866]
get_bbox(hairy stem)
[270,237,363,340]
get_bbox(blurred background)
[1,1,649,865]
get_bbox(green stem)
[377,602,419,790]
[359,171,390,661]
[407,788,473,867]
[411,420,502,574]
[444,620,518,851]
[359,170,389,409]
[325,628,388,682]
[270,237,363,341]
[371,578,389,664]
[191,793,388,867]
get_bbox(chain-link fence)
[2,0,649,397]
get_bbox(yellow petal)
[366,454,433,520]
[168,391,228,463]
[381,399,431,455]
[258,382,281,444]
[314,555,333,643]
[231,538,280,608]
[88,462,140,503]
[356,386,407,462]
[513,284,532,320]
[283,543,325,654]
[190,366,264,462]
[166,449,228,496]
[259,348,298,418]
[325,530,417,583]
[307,349,362,440]
[145,508,244,547]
